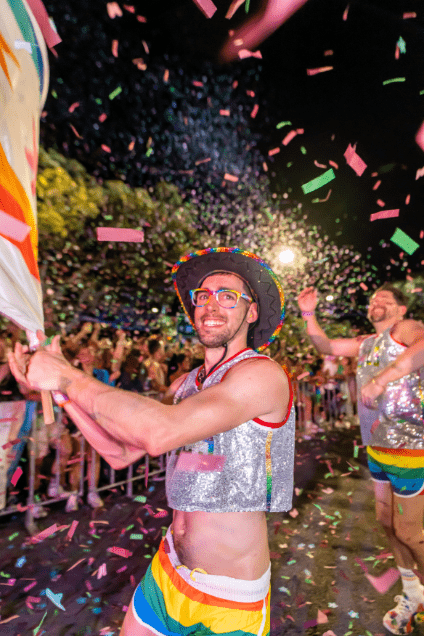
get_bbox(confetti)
[10,466,23,486]
[191,0,217,19]
[344,144,367,176]
[390,228,420,255]
[96,227,145,242]
[370,209,399,221]
[366,568,400,594]
[306,66,333,76]
[301,169,336,194]
[46,588,65,611]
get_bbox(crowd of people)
[0,317,357,515]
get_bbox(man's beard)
[197,325,233,348]
[368,307,388,323]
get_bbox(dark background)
[41,0,424,276]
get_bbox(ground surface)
[0,425,422,636]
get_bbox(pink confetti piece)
[415,166,424,180]
[154,510,168,518]
[123,4,135,12]
[325,460,334,475]
[329,160,338,169]
[370,418,380,434]
[195,158,211,166]
[0,615,19,624]
[69,124,83,139]
[405,194,410,205]
[370,209,399,221]
[106,2,123,18]
[223,173,239,183]
[355,557,369,572]
[250,104,259,118]
[360,282,368,291]
[176,452,226,472]
[66,558,85,572]
[317,189,332,202]
[99,113,108,123]
[11,466,23,486]
[107,547,133,558]
[191,0,217,18]
[238,49,262,60]
[31,524,58,543]
[374,552,393,560]
[314,160,327,169]
[372,180,381,190]
[27,596,41,603]
[321,487,334,494]
[66,520,79,541]
[193,80,203,87]
[117,565,127,573]
[112,39,119,57]
[24,581,37,592]
[366,568,400,594]
[97,563,107,579]
[68,102,80,113]
[101,144,111,153]
[403,12,417,19]
[376,199,385,207]
[0,578,16,586]
[297,371,310,381]
[289,508,299,518]
[1,438,21,449]
[317,609,328,624]
[306,66,333,76]
[282,130,298,145]
[246,90,255,97]
[0,211,31,242]
[219,109,230,116]
[268,147,280,156]
[97,227,144,242]
[344,144,367,176]
[343,4,349,20]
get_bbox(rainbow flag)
[0,0,59,333]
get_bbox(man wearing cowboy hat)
[9,247,295,636]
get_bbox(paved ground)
[0,425,422,636]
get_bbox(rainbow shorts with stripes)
[130,525,271,636]
[367,446,424,497]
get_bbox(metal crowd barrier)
[0,402,166,535]
[294,380,346,431]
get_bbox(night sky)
[41,0,424,278]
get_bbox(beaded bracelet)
[301,311,315,317]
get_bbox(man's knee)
[394,521,424,548]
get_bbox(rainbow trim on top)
[171,247,285,352]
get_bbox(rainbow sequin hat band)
[172,248,285,352]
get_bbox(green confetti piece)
[313,503,323,511]
[144,554,152,558]
[301,169,335,194]
[95,98,102,105]
[8,532,19,541]
[398,503,403,514]
[33,610,47,636]
[324,472,333,479]
[366,631,373,636]
[109,86,122,100]
[353,446,359,458]
[276,121,292,129]
[0,571,11,578]
[300,146,307,154]
[146,148,153,157]
[420,89,424,95]
[130,534,144,540]
[397,36,406,54]
[281,575,290,579]
[126,524,135,531]
[390,228,419,255]
[383,77,406,85]
[245,0,250,12]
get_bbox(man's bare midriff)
[172,509,270,580]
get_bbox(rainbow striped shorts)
[367,446,424,497]
[130,525,271,636]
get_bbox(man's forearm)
[373,338,424,387]
[58,366,159,454]
[302,314,333,355]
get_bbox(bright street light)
[278,249,295,264]
[326,295,334,301]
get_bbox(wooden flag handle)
[41,390,55,424]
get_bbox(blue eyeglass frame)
[189,288,253,308]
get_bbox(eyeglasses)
[190,288,252,309]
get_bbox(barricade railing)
[0,402,167,535]
[294,380,349,431]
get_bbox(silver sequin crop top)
[357,326,424,448]
[166,348,295,513]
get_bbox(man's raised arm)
[297,287,363,358]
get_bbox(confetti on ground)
[366,568,400,594]
[46,588,66,611]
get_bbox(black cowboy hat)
[172,247,285,351]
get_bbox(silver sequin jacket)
[166,348,295,512]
